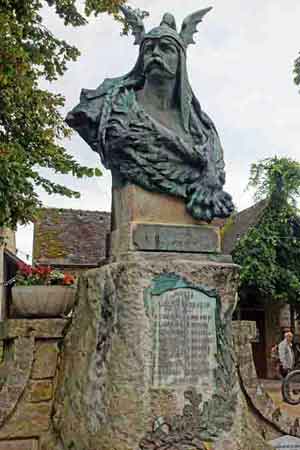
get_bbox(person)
[278,331,295,378]
[66,7,234,223]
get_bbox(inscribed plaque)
[133,223,220,253]
[145,276,218,389]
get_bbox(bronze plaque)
[145,275,218,391]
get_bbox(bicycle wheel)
[282,369,300,405]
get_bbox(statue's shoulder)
[199,109,218,134]
[191,96,218,135]
[80,76,127,101]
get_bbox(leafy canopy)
[294,52,300,88]
[0,0,126,230]
[232,157,300,305]
[248,157,300,206]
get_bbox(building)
[223,200,299,379]
[0,227,22,319]
[33,208,111,275]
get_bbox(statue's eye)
[144,43,153,53]
[160,43,176,54]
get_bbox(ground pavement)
[260,379,300,418]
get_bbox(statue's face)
[141,37,179,80]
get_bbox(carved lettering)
[152,287,217,387]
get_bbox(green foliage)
[233,157,300,305]
[0,0,125,230]
[294,51,300,87]
[248,157,300,206]
[85,0,126,19]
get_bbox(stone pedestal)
[54,252,272,450]
[111,184,214,227]
[52,184,275,449]
[110,185,224,259]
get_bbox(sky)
[16,0,300,261]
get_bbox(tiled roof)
[222,200,268,254]
[33,208,111,266]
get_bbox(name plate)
[133,223,220,253]
[145,275,218,389]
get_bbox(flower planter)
[11,285,76,318]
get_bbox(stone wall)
[233,320,300,440]
[33,208,110,268]
[0,319,68,450]
[0,228,16,254]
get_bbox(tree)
[232,157,300,306]
[0,0,126,230]
[294,52,300,88]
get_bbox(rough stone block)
[0,401,52,438]
[31,340,59,379]
[27,379,53,402]
[0,439,38,450]
[0,319,69,339]
[0,337,34,428]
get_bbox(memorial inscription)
[133,223,220,253]
[146,278,217,389]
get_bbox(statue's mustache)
[144,58,174,75]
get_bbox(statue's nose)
[152,44,160,56]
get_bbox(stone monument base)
[111,184,225,227]
[54,252,272,450]
[110,184,224,259]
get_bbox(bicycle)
[282,369,300,405]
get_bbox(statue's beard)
[143,58,175,78]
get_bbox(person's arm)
[278,341,287,368]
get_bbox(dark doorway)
[239,308,267,379]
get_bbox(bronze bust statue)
[66,6,234,222]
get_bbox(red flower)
[17,262,32,276]
[15,264,76,287]
[63,274,75,285]
[33,266,52,277]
